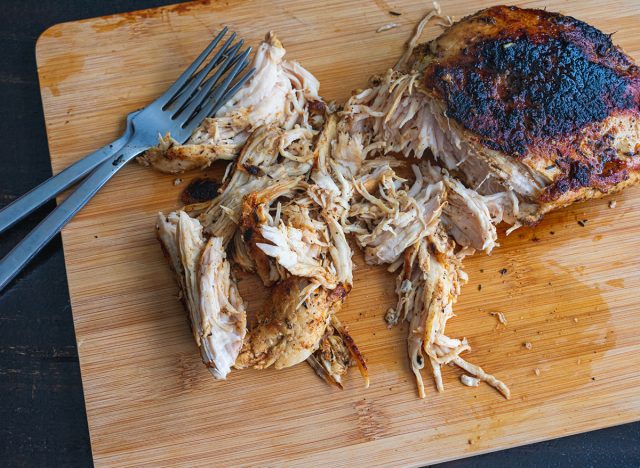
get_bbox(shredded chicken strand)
[394,2,443,71]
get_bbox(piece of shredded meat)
[234,277,345,370]
[157,211,246,379]
[342,156,509,398]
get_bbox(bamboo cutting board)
[36,0,640,465]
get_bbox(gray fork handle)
[0,112,139,234]
[0,140,145,292]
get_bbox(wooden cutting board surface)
[36,0,640,465]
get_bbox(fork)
[0,27,255,292]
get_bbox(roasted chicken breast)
[408,5,640,221]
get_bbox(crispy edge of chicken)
[307,315,369,389]
[138,31,324,174]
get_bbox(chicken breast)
[409,5,640,222]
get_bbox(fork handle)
[0,112,139,235]
[0,142,143,292]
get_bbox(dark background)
[0,1,638,466]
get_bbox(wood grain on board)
[35,0,640,465]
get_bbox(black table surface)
[1,0,639,466]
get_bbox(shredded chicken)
[238,177,304,286]
[394,2,446,70]
[338,67,527,230]
[258,223,338,288]
[490,311,508,326]
[347,162,445,265]
[151,21,510,398]
[151,3,640,402]
[401,163,500,252]
[229,110,363,379]
[339,149,509,397]
[460,374,480,387]
[234,278,347,370]
[376,23,399,33]
[387,225,508,398]
[154,49,367,387]
[195,124,315,244]
[339,70,437,161]
[157,211,246,379]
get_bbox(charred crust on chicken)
[181,178,220,205]
[411,5,640,213]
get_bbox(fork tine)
[195,40,244,94]
[196,58,251,117]
[185,61,255,129]
[209,65,255,116]
[177,47,251,125]
[183,48,252,126]
[185,58,252,127]
[208,37,243,73]
[173,47,242,122]
[159,26,228,106]
[181,34,240,96]
[217,44,247,73]
[208,63,256,116]
[218,61,254,104]
[168,33,239,112]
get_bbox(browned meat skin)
[181,178,220,205]
[234,277,347,370]
[411,5,640,219]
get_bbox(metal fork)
[0,27,255,292]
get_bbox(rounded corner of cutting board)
[35,22,66,60]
